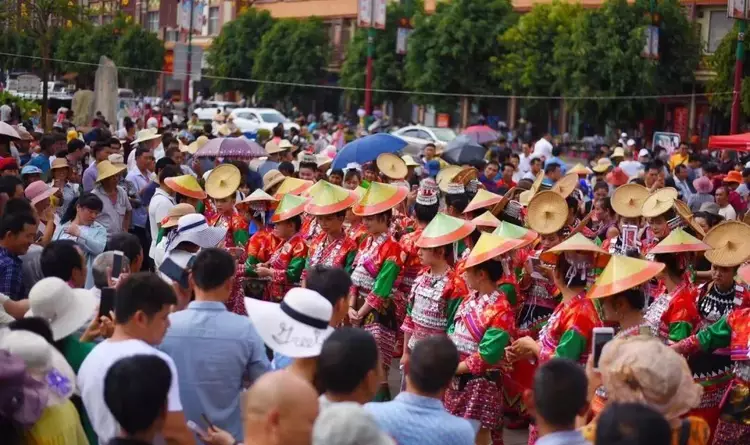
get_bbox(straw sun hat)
[464,232,525,269]
[611,183,649,218]
[551,172,578,199]
[205,163,241,199]
[416,213,475,248]
[96,160,126,182]
[464,189,503,214]
[352,182,408,217]
[272,194,309,223]
[702,220,750,267]
[376,153,408,180]
[587,255,665,300]
[160,203,197,229]
[492,221,539,248]
[273,176,313,200]
[165,174,207,200]
[304,180,358,216]
[130,128,161,146]
[526,191,568,235]
[262,170,286,193]
[641,188,677,219]
[472,211,502,229]
[648,228,710,255]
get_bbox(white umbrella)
[0,122,20,140]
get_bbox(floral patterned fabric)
[264,234,308,302]
[537,291,601,364]
[303,231,357,277]
[208,209,250,315]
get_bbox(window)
[402,129,420,138]
[146,11,159,33]
[208,7,219,35]
[708,11,732,53]
[416,130,432,140]
[165,29,179,42]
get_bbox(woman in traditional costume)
[253,194,309,302]
[164,174,208,214]
[349,182,408,401]
[601,183,650,255]
[444,232,524,445]
[302,180,359,275]
[239,189,280,301]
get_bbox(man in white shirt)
[517,143,532,177]
[148,165,180,260]
[77,272,195,445]
[532,133,553,161]
[715,187,737,220]
[617,148,643,179]
[0,99,11,123]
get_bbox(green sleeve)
[233,229,249,247]
[196,200,205,213]
[668,321,694,343]
[371,260,400,299]
[446,297,462,329]
[244,256,259,276]
[499,283,517,307]
[697,316,732,352]
[478,327,511,365]
[554,329,587,361]
[286,257,306,284]
[344,250,356,275]
[155,227,166,245]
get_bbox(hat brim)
[272,199,308,223]
[165,177,207,200]
[263,175,286,193]
[30,187,58,205]
[96,165,127,182]
[244,298,333,358]
[166,226,227,252]
[416,220,475,248]
[587,260,665,300]
[26,289,97,341]
[50,164,70,171]
[305,191,358,216]
[464,238,526,269]
[131,133,162,146]
[464,194,503,214]
[161,217,180,229]
[352,186,408,217]
[592,165,610,173]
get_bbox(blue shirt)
[159,301,271,441]
[0,247,25,300]
[365,392,475,445]
[536,430,591,445]
[125,169,150,228]
[545,156,567,174]
[272,351,293,370]
[28,154,50,176]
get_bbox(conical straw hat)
[271,194,309,223]
[641,188,677,218]
[376,153,408,180]
[518,189,535,207]
[352,182,408,216]
[569,163,593,176]
[540,232,608,264]
[453,167,478,185]
[587,255,665,300]
[464,189,503,214]
[416,212,475,248]
[531,171,545,193]
[165,174,207,200]
[492,221,538,248]
[436,165,462,192]
[238,188,277,205]
[703,221,750,267]
[273,177,313,200]
[353,186,367,200]
[95,160,126,182]
[674,199,705,238]
[464,232,526,269]
[526,191,568,235]
[739,263,750,285]
[649,228,710,255]
[611,183,649,218]
[472,211,501,229]
[205,163,241,199]
[304,180,358,216]
[551,172,579,199]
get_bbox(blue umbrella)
[331,133,408,170]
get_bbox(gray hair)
[92,251,131,289]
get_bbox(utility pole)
[358,0,385,116]
[365,27,374,115]
[731,21,746,134]
[183,0,194,107]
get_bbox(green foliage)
[340,0,424,105]
[207,8,275,96]
[0,91,40,119]
[706,26,750,118]
[405,0,516,111]
[0,31,40,72]
[114,25,165,93]
[562,0,699,127]
[252,17,329,101]
[495,1,582,103]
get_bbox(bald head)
[244,371,319,445]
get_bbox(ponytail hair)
[61,193,103,224]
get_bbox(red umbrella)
[707,133,750,151]
[462,125,499,144]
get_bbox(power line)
[0,51,733,100]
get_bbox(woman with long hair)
[53,193,106,289]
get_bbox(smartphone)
[592,327,615,370]
[111,250,124,280]
[186,420,207,437]
[99,287,115,318]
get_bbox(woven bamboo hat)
[271,194,309,223]
[464,189,503,214]
[587,255,665,300]
[592,158,613,173]
[304,180,358,216]
[472,211,501,229]
[551,172,579,199]
[95,160,126,182]
[376,153,408,180]
[161,203,197,229]
[611,183,649,218]
[540,232,608,264]
[464,232,526,269]
[453,167,478,185]
[703,221,750,267]
[401,155,420,167]
[436,165,462,192]
[165,174,207,200]
[526,191,568,235]
[641,188,677,218]
[673,199,706,238]
[205,164,241,199]
[569,163,593,176]
[273,177,313,200]
[186,135,209,154]
[416,212,475,248]
[492,221,538,248]
[649,228,710,255]
[352,182,408,217]
[238,188,277,205]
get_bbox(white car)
[391,125,456,154]
[230,108,300,134]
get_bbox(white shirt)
[532,138,553,160]
[149,188,176,257]
[0,104,11,122]
[618,160,643,178]
[719,204,737,220]
[518,153,531,175]
[78,339,182,445]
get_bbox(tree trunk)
[41,38,49,132]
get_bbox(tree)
[562,0,700,127]
[405,0,516,111]
[114,24,165,93]
[340,0,424,105]
[252,17,329,101]
[6,0,84,129]
[206,8,274,97]
[706,26,750,118]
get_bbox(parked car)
[391,125,457,154]
[193,102,240,122]
[230,108,300,134]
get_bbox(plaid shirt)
[0,247,25,300]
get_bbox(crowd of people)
[0,107,749,445]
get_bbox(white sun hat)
[244,287,333,358]
[165,213,227,253]
[25,277,97,341]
